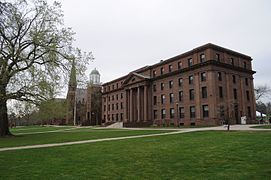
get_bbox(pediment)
[122,72,150,87]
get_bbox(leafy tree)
[36,99,69,125]
[0,0,92,136]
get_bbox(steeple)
[69,59,77,87]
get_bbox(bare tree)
[0,0,93,136]
[255,85,271,102]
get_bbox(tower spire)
[69,58,77,87]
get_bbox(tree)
[0,0,92,136]
[36,98,69,125]
[255,85,271,102]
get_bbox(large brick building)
[102,43,256,126]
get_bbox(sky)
[51,0,271,91]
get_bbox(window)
[219,86,223,98]
[247,106,251,118]
[245,78,248,86]
[121,113,123,120]
[170,108,175,118]
[161,109,166,119]
[233,75,236,84]
[189,75,194,84]
[216,53,220,61]
[112,95,114,101]
[244,62,247,69]
[112,104,114,110]
[170,93,174,103]
[188,58,193,67]
[189,89,195,100]
[190,106,196,118]
[112,114,114,121]
[116,83,119,89]
[160,67,164,75]
[112,85,115,90]
[121,93,123,99]
[103,97,106,102]
[153,110,158,119]
[169,65,173,72]
[161,94,165,104]
[121,102,123,109]
[161,83,164,90]
[153,84,157,92]
[116,94,118,100]
[153,96,157,105]
[200,53,205,63]
[230,58,234,66]
[178,62,182,69]
[218,72,222,81]
[202,87,207,98]
[108,114,110,121]
[104,105,106,111]
[201,72,206,81]
[108,104,110,111]
[153,70,156,78]
[169,80,173,89]
[116,114,119,121]
[202,105,209,118]
[108,86,111,91]
[116,103,118,110]
[179,91,183,101]
[246,91,250,101]
[234,88,237,99]
[179,107,184,118]
[178,78,183,87]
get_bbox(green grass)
[10,126,74,134]
[251,125,271,129]
[0,128,172,148]
[0,131,270,179]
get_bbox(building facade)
[102,43,256,126]
[66,66,102,126]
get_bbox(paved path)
[0,124,269,152]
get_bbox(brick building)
[66,63,102,126]
[102,43,256,126]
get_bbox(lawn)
[251,125,271,129]
[0,127,172,148]
[0,131,270,179]
[10,125,74,134]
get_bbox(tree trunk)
[0,98,12,136]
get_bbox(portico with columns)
[122,73,150,123]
